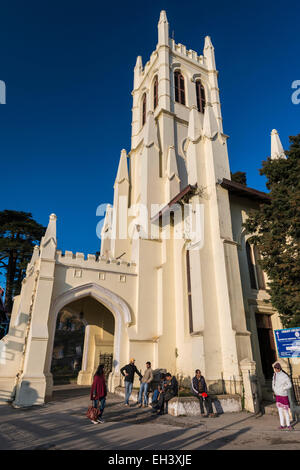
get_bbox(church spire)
[114,149,129,187]
[144,111,159,149]
[158,10,169,46]
[271,129,286,160]
[134,56,143,89]
[187,106,202,142]
[202,103,219,139]
[40,213,57,258]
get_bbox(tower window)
[246,241,257,290]
[196,80,206,113]
[142,93,147,126]
[153,75,158,110]
[246,241,266,290]
[174,70,185,105]
[186,250,193,333]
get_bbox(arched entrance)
[51,309,86,385]
[45,283,132,398]
[49,296,115,387]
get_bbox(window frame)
[195,80,206,113]
[142,93,147,126]
[174,70,186,106]
[153,75,158,110]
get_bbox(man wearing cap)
[120,358,143,406]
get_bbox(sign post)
[274,328,300,360]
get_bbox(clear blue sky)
[0,0,299,258]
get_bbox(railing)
[0,321,9,340]
[292,377,300,406]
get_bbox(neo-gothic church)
[0,11,294,409]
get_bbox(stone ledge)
[168,394,242,416]
[114,387,242,415]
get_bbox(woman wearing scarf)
[272,362,293,431]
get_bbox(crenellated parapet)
[56,250,137,273]
[170,39,205,66]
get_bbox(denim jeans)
[138,382,149,405]
[93,397,106,418]
[125,381,133,404]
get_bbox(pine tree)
[231,171,247,186]
[244,134,300,327]
[0,210,45,313]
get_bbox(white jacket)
[272,371,292,397]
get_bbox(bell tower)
[102,10,253,387]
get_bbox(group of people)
[89,358,216,424]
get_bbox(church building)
[0,11,295,408]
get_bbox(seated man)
[191,369,216,417]
[151,373,167,406]
[155,372,178,415]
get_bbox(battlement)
[140,49,158,80]
[170,39,205,66]
[56,250,137,272]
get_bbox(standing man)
[120,358,143,406]
[191,369,216,417]
[138,361,153,408]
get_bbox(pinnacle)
[159,10,168,23]
[204,35,214,49]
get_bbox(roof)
[150,184,198,222]
[220,178,271,203]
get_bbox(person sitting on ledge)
[154,372,178,415]
[191,369,216,418]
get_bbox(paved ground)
[0,385,299,450]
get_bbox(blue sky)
[0,0,299,260]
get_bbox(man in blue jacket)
[191,369,215,417]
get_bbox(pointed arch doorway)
[50,297,115,386]
[45,282,132,397]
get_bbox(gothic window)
[186,250,193,333]
[246,241,257,289]
[174,70,185,105]
[253,245,266,290]
[153,75,158,109]
[246,241,266,290]
[142,93,147,126]
[196,80,206,113]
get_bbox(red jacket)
[90,374,107,400]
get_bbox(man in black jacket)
[120,358,143,406]
[155,372,178,415]
[191,369,215,417]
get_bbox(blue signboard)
[274,328,300,358]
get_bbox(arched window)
[153,75,158,110]
[186,250,193,333]
[246,241,266,290]
[142,93,147,126]
[196,80,206,113]
[174,70,185,105]
[246,241,257,290]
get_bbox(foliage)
[243,135,300,327]
[231,171,247,186]
[0,210,45,312]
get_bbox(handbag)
[86,404,100,421]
